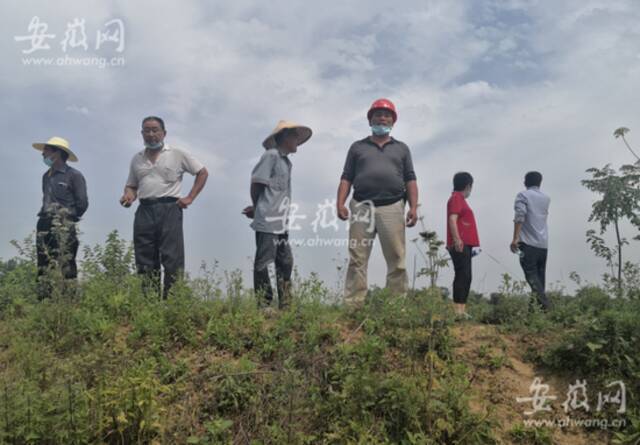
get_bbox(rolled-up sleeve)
[72,171,89,218]
[341,146,356,182]
[403,147,417,182]
[514,192,527,223]
[180,149,205,175]
[251,150,277,185]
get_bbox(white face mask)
[144,141,164,150]
[371,124,392,136]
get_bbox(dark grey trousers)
[36,215,79,299]
[253,232,293,308]
[134,200,184,299]
[518,242,551,311]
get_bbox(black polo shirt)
[341,137,417,206]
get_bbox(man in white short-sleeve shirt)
[120,116,208,298]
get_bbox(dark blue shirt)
[39,164,88,221]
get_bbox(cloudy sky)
[2,0,640,295]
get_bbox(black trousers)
[448,245,472,304]
[134,200,184,299]
[518,242,551,311]
[253,232,293,308]
[36,215,79,298]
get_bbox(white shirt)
[514,186,550,249]
[126,144,204,199]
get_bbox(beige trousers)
[344,199,407,305]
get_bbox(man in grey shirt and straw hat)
[242,120,312,309]
[32,136,88,299]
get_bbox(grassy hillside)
[0,232,638,444]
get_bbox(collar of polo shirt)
[142,144,171,160]
[51,163,69,173]
[144,143,170,152]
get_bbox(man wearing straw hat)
[337,98,418,306]
[120,116,208,299]
[242,120,312,309]
[32,136,88,299]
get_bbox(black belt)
[139,197,179,205]
[354,196,404,207]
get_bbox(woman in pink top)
[446,172,479,319]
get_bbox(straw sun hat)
[32,136,78,162]
[262,121,312,150]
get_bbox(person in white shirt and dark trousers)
[510,171,551,311]
[120,116,208,299]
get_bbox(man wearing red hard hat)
[337,98,419,305]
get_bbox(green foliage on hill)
[0,231,638,444]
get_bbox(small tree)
[415,230,450,288]
[614,127,640,162]
[411,209,449,290]
[582,163,640,295]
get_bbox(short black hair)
[524,171,542,188]
[142,116,166,131]
[275,128,297,146]
[453,172,473,192]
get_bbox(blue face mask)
[43,157,54,167]
[371,125,392,136]
[144,141,164,150]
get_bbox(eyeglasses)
[141,128,163,134]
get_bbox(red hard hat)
[367,98,397,123]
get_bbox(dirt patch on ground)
[338,318,366,344]
[452,323,611,445]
